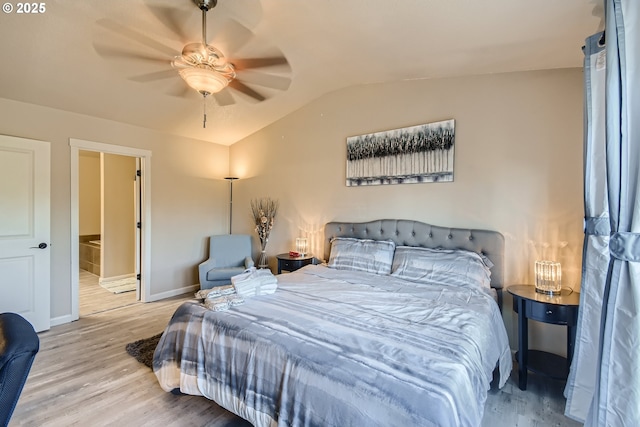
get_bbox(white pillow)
[391,246,492,289]
[328,237,395,275]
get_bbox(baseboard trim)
[50,314,76,327]
[49,284,197,326]
[147,284,199,302]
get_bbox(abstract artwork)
[346,119,455,186]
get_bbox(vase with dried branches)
[250,197,279,268]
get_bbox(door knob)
[30,243,48,249]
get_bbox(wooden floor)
[79,269,138,317]
[482,368,582,427]
[9,285,583,427]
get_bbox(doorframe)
[70,139,152,321]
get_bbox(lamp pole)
[224,177,238,234]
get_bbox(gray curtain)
[564,31,609,422]
[567,1,640,425]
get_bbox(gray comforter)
[154,265,512,427]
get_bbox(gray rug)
[125,333,162,369]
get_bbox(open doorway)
[70,139,152,321]
[78,150,139,316]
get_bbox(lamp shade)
[295,238,308,256]
[534,260,562,294]
[178,67,229,95]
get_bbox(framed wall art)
[346,119,455,186]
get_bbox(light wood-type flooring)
[79,269,138,317]
[9,277,582,427]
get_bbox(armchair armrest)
[198,258,217,283]
[244,256,255,269]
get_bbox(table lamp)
[295,238,308,256]
[535,260,562,294]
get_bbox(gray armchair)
[199,234,254,289]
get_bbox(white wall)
[0,98,230,321]
[229,68,584,355]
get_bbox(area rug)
[125,333,163,369]
[100,277,137,294]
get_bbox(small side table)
[508,285,580,390]
[276,253,313,274]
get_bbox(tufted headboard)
[324,219,505,298]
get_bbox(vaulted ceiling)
[0,0,602,145]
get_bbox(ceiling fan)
[94,0,291,127]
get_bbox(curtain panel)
[568,1,640,425]
[564,31,609,423]
[595,1,640,425]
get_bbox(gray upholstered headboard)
[324,219,505,291]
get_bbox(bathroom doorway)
[78,150,139,315]
[70,139,152,321]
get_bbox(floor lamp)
[224,177,238,234]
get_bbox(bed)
[153,219,512,427]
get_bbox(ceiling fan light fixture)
[178,67,230,95]
[172,42,236,96]
[180,42,211,63]
[179,42,227,66]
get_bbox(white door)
[0,135,51,332]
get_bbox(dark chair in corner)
[0,313,39,427]
[198,234,254,290]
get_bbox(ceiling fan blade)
[232,56,290,71]
[96,18,177,58]
[213,90,235,106]
[146,4,191,44]
[229,80,266,102]
[236,70,291,91]
[129,69,178,83]
[93,44,169,64]
[211,19,254,56]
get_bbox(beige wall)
[0,98,230,322]
[79,151,100,236]
[0,67,585,355]
[230,68,585,355]
[101,153,136,279]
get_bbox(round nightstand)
[508,284,580,390]
[276,253,313,274]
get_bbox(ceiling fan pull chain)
[203,94,208,128]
